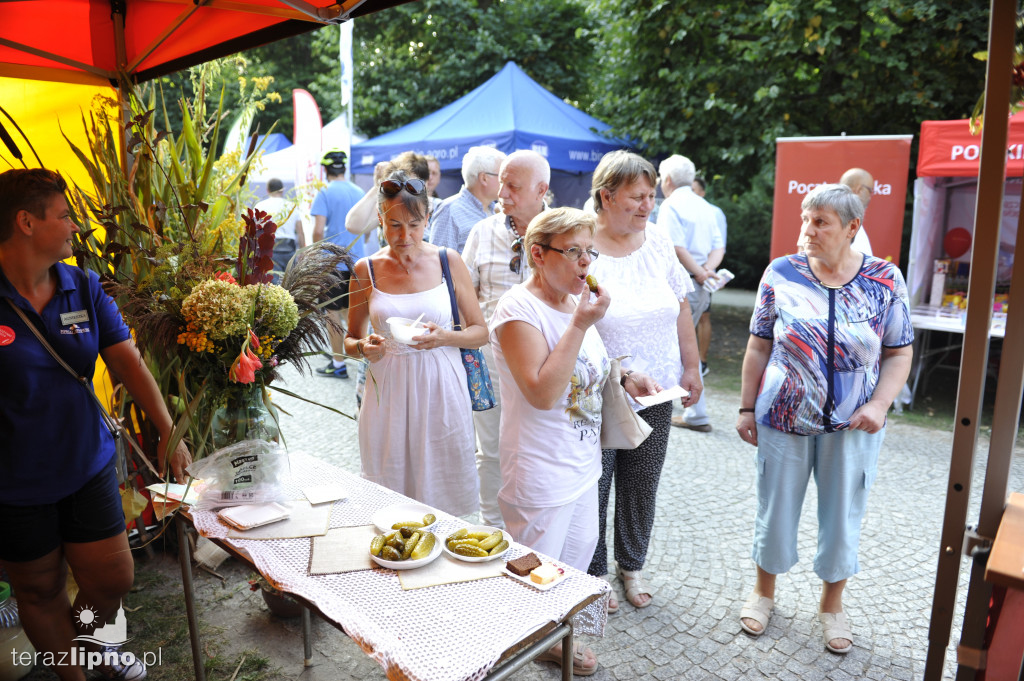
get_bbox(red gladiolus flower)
[215,271,238,285]
[249,328,260,350]
[229,346,263,384]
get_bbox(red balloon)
[944,227,972,259]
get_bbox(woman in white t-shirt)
[490,207,658,676]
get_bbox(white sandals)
[819,611,853,654]
[739,592,774,636]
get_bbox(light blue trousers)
[752,426,883,583]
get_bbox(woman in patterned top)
[735,184,913,654]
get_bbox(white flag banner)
[340,21,354,107]
[292,88,323,191]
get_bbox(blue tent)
[256,132,292,154]
[351,62,627,176]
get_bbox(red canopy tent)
[906,112,1024,309]
[0,0,408,86]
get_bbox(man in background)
[691,175,727,377]
[462,150,549,527]
[311,149,364,379]
[255,177,305,283]
[839,167,874,256]
[657,154,723,433]
[428,146,506,253]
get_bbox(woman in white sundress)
[345,170,486,517]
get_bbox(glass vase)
[211,385,280,450]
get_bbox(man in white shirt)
[839,167,874,256]
[254,178,306,282]
[462,150,549,527]
[428,146,506,253]
[691,176,727,377]
[657,155,723,433]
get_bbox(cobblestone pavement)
[247,348,1024,681]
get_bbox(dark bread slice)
[506,552,542,576]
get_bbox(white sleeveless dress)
[357,259,479,517]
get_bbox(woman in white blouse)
[586,151,703,611]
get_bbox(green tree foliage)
[352,0,596,138]
[582,1,989,285]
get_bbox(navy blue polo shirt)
[0,263,131,505]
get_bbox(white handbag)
[600,356,654,450]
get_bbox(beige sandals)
[616,565,653,608]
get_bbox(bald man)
[839,168,874,256]
[462,150,550,527]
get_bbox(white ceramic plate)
[441,525,513,563]
[371,502,439,534]
[370,531,442,570]
[502,561,568,591]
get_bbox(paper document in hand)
[634,385,690,407]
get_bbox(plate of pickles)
[441,525,513,563]
[369,528,442,570]
[370,503,438,534]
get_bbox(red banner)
[918,112,1024,178]
[771,135,913,263]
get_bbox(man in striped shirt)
[428,146,506,253]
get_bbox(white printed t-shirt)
[490,284,610,508]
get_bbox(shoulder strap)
[4,298,161,478]
[366,257,377,286]
[438,248,462,331]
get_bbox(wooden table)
[175,455,607,681]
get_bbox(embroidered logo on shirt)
[60,324,91,335]
[0,325,14,346]
[61,310,90,325]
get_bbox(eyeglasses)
[379,178,426,197]
[482,171,499,178]
[509,236,524,274]
[541,244,599,261]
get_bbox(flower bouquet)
[65,64,354,470]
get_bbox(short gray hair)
[462,146,507,187]
[801,184,864,226]
[503,149,551,185]
[658,155,696,187]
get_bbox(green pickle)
[399,527,414,538]
[478,531,503,551]
[586,274,599,292]
[410,532,435,560]
[380,545,402,561]
[422,513,436,526]
[488,540,509,556]
[452,543,488,558]
[392,520,425,531]
[446,528,468,543]
[401,532,421,560]
[369,534,385,557]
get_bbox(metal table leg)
[302,606,312,666]
[177,515,206,681]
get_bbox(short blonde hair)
[591,150,658,212]
[524,207,596,269]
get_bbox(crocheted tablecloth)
[190,452,609,681]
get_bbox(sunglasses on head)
[379,178,426,197]
[509,236,524,274]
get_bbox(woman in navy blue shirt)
[0,169,190,680]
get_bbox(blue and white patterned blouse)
[750,254,914,435]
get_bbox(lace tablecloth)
[190,452,609,681]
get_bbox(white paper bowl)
[370,531,442,570]
[442,525,513,563]
[386,316,428,345]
